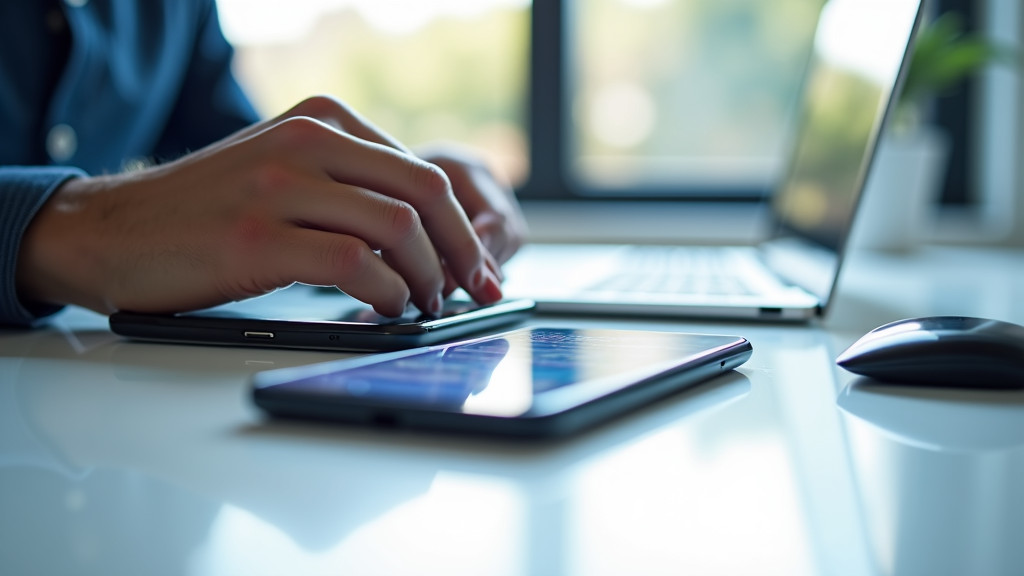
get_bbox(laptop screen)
[765,0,922,307]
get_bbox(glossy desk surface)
[2,245,1023,576]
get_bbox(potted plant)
[853,11,1013,251]
[897,11,1009,130]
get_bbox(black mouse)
[836,316,1024,389]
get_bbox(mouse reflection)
[838,377,1024,453]
[838,378,1024,576]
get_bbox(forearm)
[0,167,85,326]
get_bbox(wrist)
[16,176,114,314]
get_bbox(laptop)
[502,0,924,321]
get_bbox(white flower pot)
[849,127,951,252]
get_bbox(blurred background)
[218,0,1023,243]
[218,0,819,191]
[219,0,531,186]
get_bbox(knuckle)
[381,200,422,246]
[289,95,359,133]
[294,94,348,119]
[269,116,327,147]
[408,160,452,201]
[322,237,372,275]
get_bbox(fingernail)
[430,293,444,316]
[479,268,503,303]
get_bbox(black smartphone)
[252,326,753,438]
[109,284,535,352]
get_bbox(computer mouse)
[836,316,1024,389]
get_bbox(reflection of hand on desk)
[1,324,437,554]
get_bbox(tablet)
[252,327,753,438]
[109,284,535,352]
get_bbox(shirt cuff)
[0,166,87,327]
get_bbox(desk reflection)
[1,320,753,575]
[839,379,1024,576]
[0,327,436,573]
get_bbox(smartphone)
[252,327,753,438]
[109,283,535,352]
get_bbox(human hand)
[417,145,527,266]
[417,144,527,296]
[16,96,505,317]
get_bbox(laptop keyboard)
[584,246,756,297]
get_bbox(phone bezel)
[109,298,536,352]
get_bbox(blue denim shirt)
[0,0,259,325]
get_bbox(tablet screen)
[254,327,749,418]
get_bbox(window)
[219,0,1001,211]
[566,0,822,197]
[524,0,825,200]
[218,0,531,187]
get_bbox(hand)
[417,144,527,266]
[16,96,505,317]
[417,144,528,297]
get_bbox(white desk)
[2,245,1023,576]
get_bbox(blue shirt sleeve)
[0,167,85,327]
[0,0,260,327]
[153,0,260,158]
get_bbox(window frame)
[516,0,766,202]
[516,0,982,208]
[934,0,977,206]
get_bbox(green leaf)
[899,10,1017,108]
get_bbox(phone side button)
[243,331,276,339]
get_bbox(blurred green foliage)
[233,7,530,184]
[899,11,1015,126]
